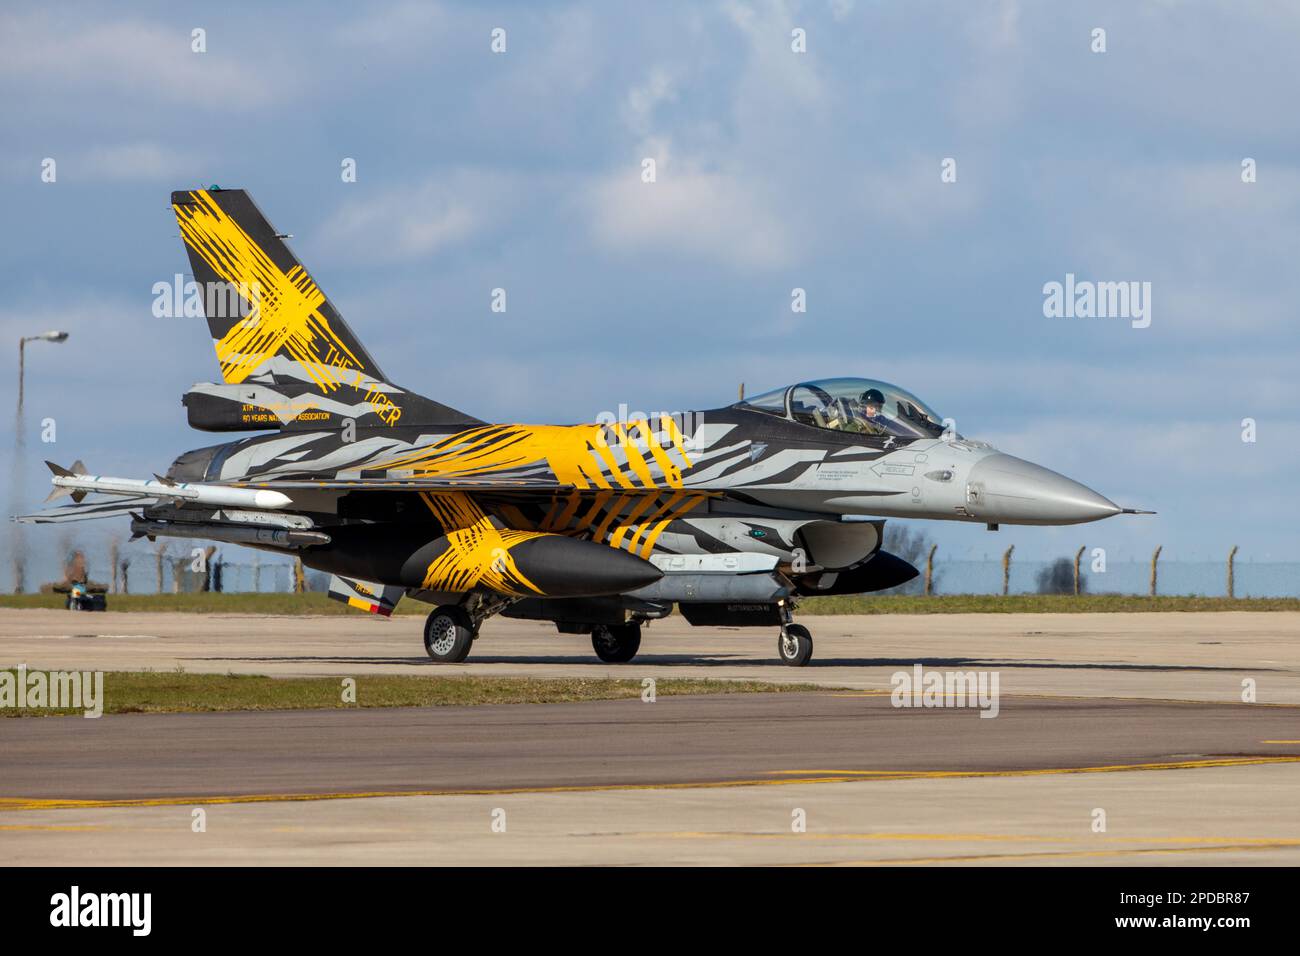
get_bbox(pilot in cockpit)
[858,387,888,431]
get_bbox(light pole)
[18,330,69,416]
[10,330,69,592]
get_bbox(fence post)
[924,544,937,596]
[1001,545,1014,596]
[108,539,119,594]
[1149,545,1162,597]
[154,542,167,594]
[1227,545,1238,599]
[1073,545,1085,596]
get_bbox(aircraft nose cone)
[967,454,1121,525]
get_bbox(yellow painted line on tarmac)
[766,755,1300,779]
[635,831,1300,847]
[0,824,108,832]
[828,689,1300,708]
[1262,740,1300,744]
[3,754,1298,813]
[813,841,1300,866]
[0,776,894,812]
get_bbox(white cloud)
[315,170,521,262]
[0,12,293,110]
[79,143,196,182]
[587,159,793,271]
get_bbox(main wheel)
[592,622,642,663]
[777,623,813,666]
[424,605,475,663]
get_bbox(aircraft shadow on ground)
[190,654,1270,673]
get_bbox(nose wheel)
[778,623,813,666]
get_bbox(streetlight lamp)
[18,331,69,415]
[11,330,69,592]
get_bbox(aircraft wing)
[14,496,156,524]
[228,477,578,491]
[226,477,718,496]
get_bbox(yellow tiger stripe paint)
[614,422,654,488]
[416,492,545,596]
[609,493,660,551]
[661,414,692,472]
[638,493,705,557]
[174,191,364,390]
[627,493,680,557]
[627,492,687,557]
[374,419,690,495]
[588,437,633,490]
[592,494,632,544]
[553,490,584,531]
[574,491,613,533]
[641,420,679,482]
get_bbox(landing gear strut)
[777,623,814,666]
[423,605,475,663]
[591,622,642,663]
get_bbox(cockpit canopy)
[738,377,949,439]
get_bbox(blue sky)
[2,1,1298,587]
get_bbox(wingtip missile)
[45,470,294,511]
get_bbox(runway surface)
[2,609,1298,865]
[3,608,1298,702]
[4,692,1300,802]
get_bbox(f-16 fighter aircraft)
[18,189,1151,665]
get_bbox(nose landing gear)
[777,622,814,666]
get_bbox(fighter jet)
[17,188,1151,666]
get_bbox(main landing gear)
[423,605,475,663]
[591,622,642,663]
[423,594,513,664]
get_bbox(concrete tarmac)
[2,608,1298,865]
[2,608,1297,702]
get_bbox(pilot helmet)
[861,388,885,407]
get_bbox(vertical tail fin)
[170,187,479,431]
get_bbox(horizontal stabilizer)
[14,496,157,524]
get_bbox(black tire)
[424,605,475,663]
[777,623,814,666]
[592,622,641,663]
